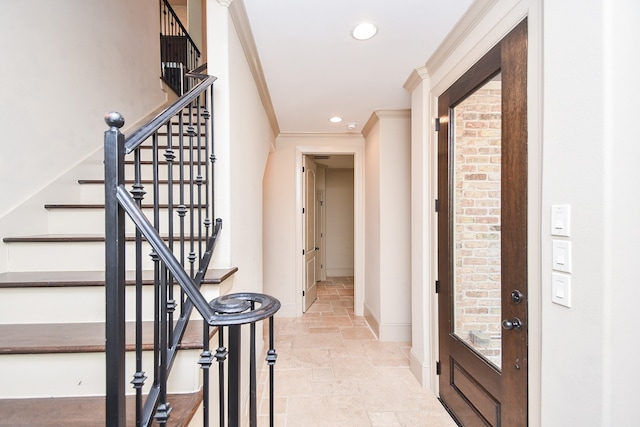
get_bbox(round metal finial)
[104,111,125,129]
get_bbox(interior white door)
[303,156,318,311]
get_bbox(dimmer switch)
[552,273,571,308]
[551,205,571,237]
[552,240,572,273]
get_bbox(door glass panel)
[452,74,502,369]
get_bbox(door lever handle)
[502,318,522,331]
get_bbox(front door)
[303,155,318,311]
[437,19,528,426]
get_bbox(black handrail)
[160,0,201,94]
[160,0,201,58]
[126,73,216,153]
[104,68,280,426]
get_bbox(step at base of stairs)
[0,267,238,288]
[0,320,215,355]
[0,390,202,426]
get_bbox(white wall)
[364,122,381,327]
[263,134,364,317]
[405,66,437,388]
[206,0,274,300]
[228,7,274,295]
[363,111,412,341]
[0,0,168,272]
[542,0,640,425]
[207,1,275,421]
[325,168,354,276]
[604,2,640,423]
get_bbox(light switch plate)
[552,240,572,273]
[551,204,571,237]
[552,272,571,307]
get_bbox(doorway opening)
[296,147,364,316]
[303,154,354,311]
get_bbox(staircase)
[0,104,238,425]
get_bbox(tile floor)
[257,277,457,426]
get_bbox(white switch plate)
[552,240,572,273]
[551,204,571,237]
[552,272,571,307]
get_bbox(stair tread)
[0,267,237,288]
[0,320,214,354]
[76,179,208,185]
[3,234,206,242]
[0,389,202,426]
[44,203,192,209]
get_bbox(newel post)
[104,112,127,427]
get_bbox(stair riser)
[47,208,210,235]
[0,349,206,398]
[78,182,212,205]
[133,145,209,165]
[0,283,220,324]
[5,240,210,272]
[134,150,211,167]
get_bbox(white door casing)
[294,144,364,317]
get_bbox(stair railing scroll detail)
[104,72,280,427]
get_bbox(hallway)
[258,277,457,426]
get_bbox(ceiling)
[242,0,473,135]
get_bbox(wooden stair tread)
[3,234,202,243]
[0,267,238,288]
[0,320,215,354]
[0,389,202,426]
[76,179,208,185]
[43,203,193,209]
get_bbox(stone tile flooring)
[257,277,457,426]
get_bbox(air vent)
[313,155,330,160]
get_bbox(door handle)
[502,318,522,331]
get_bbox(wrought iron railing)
[160,0,201,94]
[104,69,280,426]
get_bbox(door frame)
[295,146,365,316]
[437,18,528,425]
[418,5,542,425]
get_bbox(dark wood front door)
[437,18,528,426]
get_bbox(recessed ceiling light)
[352,22,377,40]
[329,116,343,123]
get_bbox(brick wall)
[452,79,502,367]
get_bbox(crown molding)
[425,0,500,74]
[216,0,234,7]
[277,132,364,140]
[362,109,411,137]
[229,0,280,136]
[404,66,429,93]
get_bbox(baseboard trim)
[275,303,298,317]
[378,322,412,342]
[410,348,431,389]
[326,268,354,277]
[363,304,380,339]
